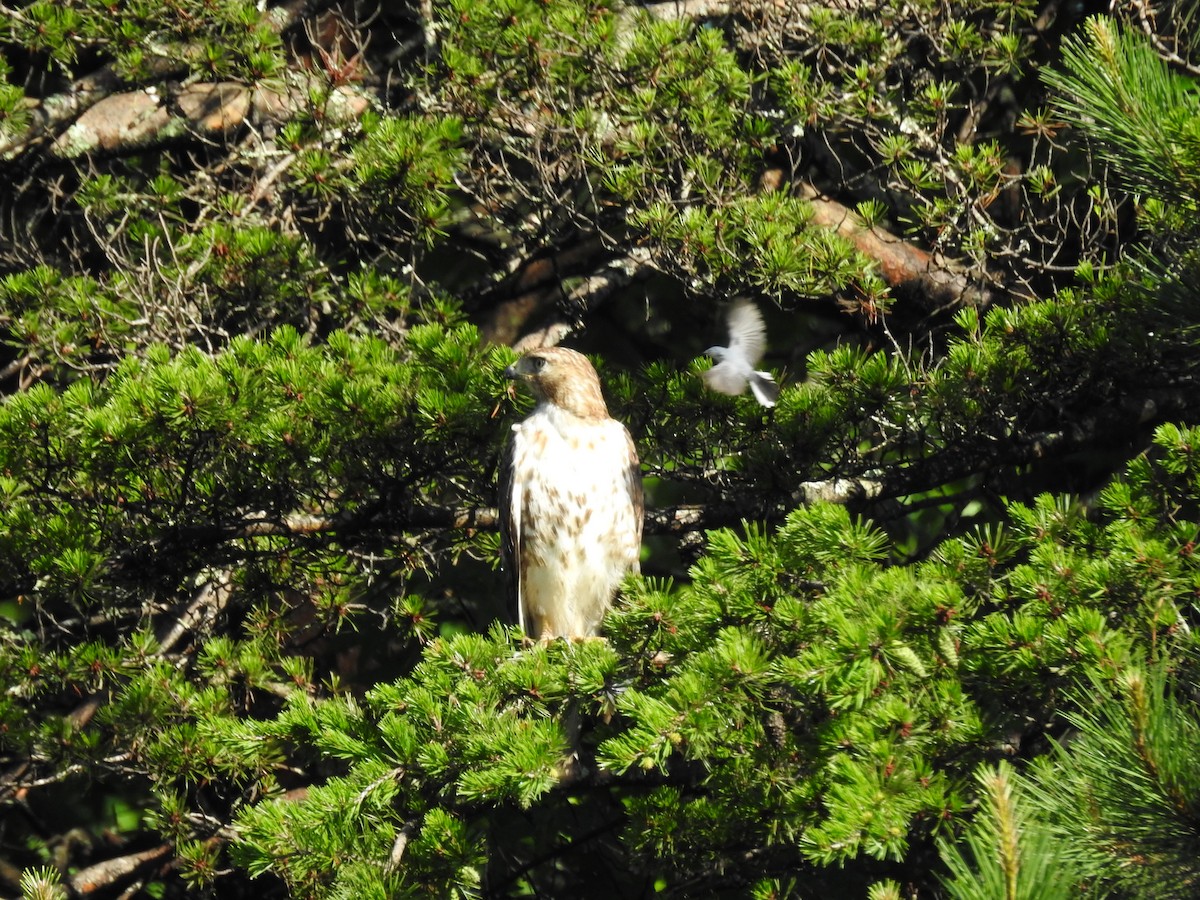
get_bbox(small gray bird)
[701,299,779,407]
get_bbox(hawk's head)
[504,347,609,420]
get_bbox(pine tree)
[0,0,1199,898]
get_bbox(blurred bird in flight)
[700,299,779,407]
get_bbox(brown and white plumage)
[499,347,644,641]
[701,298,779,407]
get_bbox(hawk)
[500,347,644,641]
[701,298,779,407]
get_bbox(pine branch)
[1026,666,1200,896]
[1017,389,1192,461]
[795,182,994,312]
[939,763,1082,900]
[898,386,1196,498]
[1044,17,1200,206]
[1125,0,1200,78]
[118,471,885,558]
[110,377,1195,575]
[635,0,876,23]
[38,78,369,161]
[68,844,174,896]
[155,575,234,655]
[482,247,654,346]
[0,1,346,162]
[0,57,183,161]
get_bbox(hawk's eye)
[528,356,547,374]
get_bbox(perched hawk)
[500,347,644,641]
[701,298,779,407]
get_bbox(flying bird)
[700,299,779,407]
[499,347,644,641]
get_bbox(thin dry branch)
[152,471,884,548]
[156,575,234,654]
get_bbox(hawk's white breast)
[509,403,640,639]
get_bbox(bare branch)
[482,246,654,346]
[0,60,181,161]
[69,843,174,896]
[44,78,369,161]
[794,182,994,311]
[2,0,357,163]
[155,574,234,655]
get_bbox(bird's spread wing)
[725,299,767,366]
[498,426,524,630]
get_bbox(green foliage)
[1027,666,1200,898]
[3,0,1200,896]
[417,0,1072,314]
[1046,17,1200,213]
[18,867,66,900]
[6,0,283,82]
[222,427,1200,895]
[938,762,1085,900]
[232,632,614,895]
[935,663,1200,900]
[0,323,502,620]
[0,321,511,894]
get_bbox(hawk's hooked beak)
[503,362,521,402]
